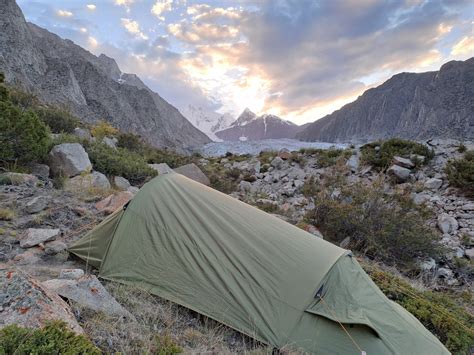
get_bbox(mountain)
[297,58,474,143]
[180,104,234,141]
[215,109,300,141]
[0,0,210,150]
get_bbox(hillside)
[0,0,210,150]
[297,58,474,143]
[216,108,300,141]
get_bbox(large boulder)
[0,268,83,333]
[65,171,111,191]
[387,164,411,182]
[148,163,173,175]
[42,275,132,317]
[174,163,210,186]
[20,228,60,248]
[95,191,134,214]
[48,143,92,177]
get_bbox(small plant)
[445,150,474,197]
[53,174,68,190]
[458,143,467,153]
[91,120,118,140]
[0,208,15,221]
[154,334,182,354]
[0,175,12,185]
[302,176,319,197]
[0,321,100,354]
[36,107,81,133]
[255,201,278,213]
[361,138,434,170]
[226,168,241,180]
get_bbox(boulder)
[0,268,83,333]
[424,178,443,190]
[0,172,38,186]
[127,186,140,194]
[65,171,111,191]
[239,180,252,192]
[148,163,173,175]
[412,193,430,205]
[278,148,292,160]
[42,275,132,317]
[174,163,210,186]
[102,136,117,149]
[437,214,459,234]
[95,191,134,214]
[113,176,131,191]
[48,143,92,177]
[346,151,360,172]
[462,203,474,211]
[20,228,60,248]
[270,156,284,169]
[466,249,474,260]
[392,156,415,169]
[73,127,91,140]
[44,240,68,255]
[31,164,50,179]
[387,164,411,182]
[25,196,50,214]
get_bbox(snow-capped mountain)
[215,109,300,141]
[180,105,234,141]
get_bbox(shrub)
[304,182,442,272]
[87,143,157,185]
[302,176,319,197]
[361,138,434,170]
[445,150,474,197]
[36,107,81,133]
[146,148,193,168]
[0,208,15,220]
[91,120,118,140]
[8,87,40,111]
[299,148,351,167]
[363,262,474,354]
[458,143,467,153]
[117,132,147,154]
[0,321,100,354]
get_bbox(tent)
[69,173,448,354]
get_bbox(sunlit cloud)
[168,22,239,44]
[86,4,96,11]
[151,0,173,20]
[451,36,474,56]
[79,27,88,33]
[121,18,149,40]
[56,9,73,17]
[87,36,99,48]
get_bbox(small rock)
[42,275,132,317]
[412,193,430,205]
[73,128,91,140]
[392,156,415,169]
[25,196,50,214]
[465,249,474,260]
[239,180,252,192]
[95,191,133,214]
[48,143,92,177]
[174,163,210,186]
[102,136,117,149]
[436,267,453,279]
[20,228,60,248]
[437,214,459,234]
[410,154,426,163]
[424,178,443,190]
[148,163,173,175]
[278,148,292,160]
[346,151,360,172]
[113,176,131,191]
[270,157,284,169]
[59,269,85,280]
[387,164,411,182]
[420,258,436,271]
[0,269,83,333]
[127,186,140,194]
[31,164,50,179]
[44,240,68,255]
[462,203,474,211]
[65,171,111,191]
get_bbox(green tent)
[69,173,449,354]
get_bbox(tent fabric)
[69,173,449,354]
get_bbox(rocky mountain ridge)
[298,58,474,143]
[0,0,210,151]
[180,104,234,141]
[215,108,300,141]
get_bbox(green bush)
[8,87,40,111]
[304,183,442,272]
[91,120,118,140]
[363,263,474,354]
[36,107,81,133]
[445,150,474,197]
[0,321,100,354]
[87,143,157,185]
[117,132,147,153]
[299,148,351,167]
[361,138,434,170]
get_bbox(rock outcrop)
[297,58,474,142]
[0,0,210,151]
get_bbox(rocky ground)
[0,136,472,353]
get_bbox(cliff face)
[297,58,474,143]
[0,0,210,150]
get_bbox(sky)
[18,0,474,125]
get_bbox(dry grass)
[0,207,15,221]
[73,281,277,354]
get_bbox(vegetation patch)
[91,120,118,141]
[36,107,82,134]
[304,179,442,272]
[361,138,434,170]
[0,208,15,221]
[363,262,474,354]
[299,148,351,167]
[445,150,474,197]
[0,321,100,354]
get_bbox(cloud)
[151,0,173,20]
[451,36,474,56]
[86,4,96,11]
[87,36,99,48]
[186,4,243,21]
[56,9,73,17]
[121,18,149,40]
[115,0,135,6]
[168,22,239,44]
